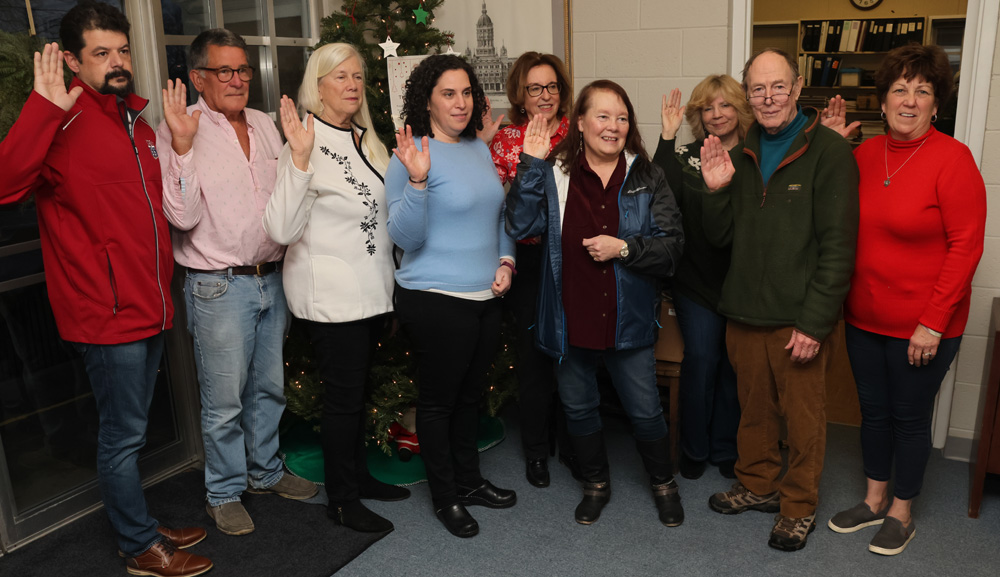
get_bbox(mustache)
[105,69,133,82]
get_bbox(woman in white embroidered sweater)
[262,43,408,534]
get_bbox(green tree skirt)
[281,415,506,486]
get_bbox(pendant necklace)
[884,137,926,187]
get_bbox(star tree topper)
[379,36,400,58]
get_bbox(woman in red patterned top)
[489,52,575,488]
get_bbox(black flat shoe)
[717,460,736,479]
[526,458,550,488]
[679,454,706,480]
[457,480,517,509]
[328,500,394,533]
[558,453,584,481]
[435,503,479,538]
[360,477,411,502]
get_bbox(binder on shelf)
[881,21,894,51]
[842,20,858,52]
[811,57,823,87]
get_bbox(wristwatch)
[619,241,629,259]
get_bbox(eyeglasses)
[197,66,254,82]
[746,90,791,107]
[525,82,560,97]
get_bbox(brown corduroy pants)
[726,322,831,518]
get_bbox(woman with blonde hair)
[264,42,406,534]
[652,75,752,480]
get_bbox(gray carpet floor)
[334,407,1000,576]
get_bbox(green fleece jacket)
[702,108,859,341]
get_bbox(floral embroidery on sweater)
[319,145,379,255]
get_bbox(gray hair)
[189,28,248,70]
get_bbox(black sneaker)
[828,502,888,533]
[768,513,817,552]
[868,516,915,555]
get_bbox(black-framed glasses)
[746,90,791,107]
[197,66,254,82]
[525,82,560,97]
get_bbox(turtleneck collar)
[887,126,936,151]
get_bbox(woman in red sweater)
[827,44,986,556]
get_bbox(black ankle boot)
[359,475,411,502]
[328,500,394,533]
[651,477,684,527]
[575,481,611,524]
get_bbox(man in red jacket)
[0,3,211,576]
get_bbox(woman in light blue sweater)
[385,54,517,539]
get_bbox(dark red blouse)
[561,153,626,350]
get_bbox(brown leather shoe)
[156,526,207,549]
[126,542,213,577]
[118,526,207,557]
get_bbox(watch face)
[851,0,882,10]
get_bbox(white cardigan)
[263,118,393,323]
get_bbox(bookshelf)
[754,15,965,142]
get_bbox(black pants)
[507,243,571,461]
[395,286,501,508]
[303,315,386,505]
[845,323,961,500]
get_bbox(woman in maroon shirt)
[827,44,986,556]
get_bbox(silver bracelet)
[922,325,943,338]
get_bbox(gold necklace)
[883,137,927,187]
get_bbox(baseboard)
[943,435,974,462]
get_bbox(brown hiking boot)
[708,482,780,515]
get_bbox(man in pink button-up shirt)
[156,29,316,537]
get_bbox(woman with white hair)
[263,42,407,534]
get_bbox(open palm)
[34,42,81,111]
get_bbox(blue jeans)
[845,323,961,500]
[673,291,739,463]
[185,270,288,506]
[74,333,165,557]
[557,345,667,441]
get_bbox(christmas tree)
[317,0,454,150]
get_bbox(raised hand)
[162,79,201,155]
[34,42,81,111]
[820,95,861,139]
[477,95,504,145]
[700,135,735,192]
[661,88,684,140]
[393,125,431,188]
[521,113,549,159]
[278,95,314,171]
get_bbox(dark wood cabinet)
[969,297,1000,517]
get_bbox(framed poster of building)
[434,0,571,113]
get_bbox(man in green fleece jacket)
[699,48,859,553]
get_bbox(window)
[160,0,315,116]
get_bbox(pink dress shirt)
[157,96,285,270]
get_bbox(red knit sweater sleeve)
[919,141,986,334]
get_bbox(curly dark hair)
[551,79,649,174]
[402,54,487,139]
[505,52,572,126]
[60,1,131,58]
[875,43,954,107]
